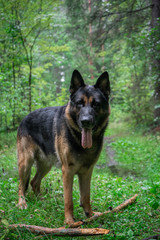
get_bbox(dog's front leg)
[78,165,94,217]
[62,165,75,224]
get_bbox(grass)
[0,121,160,240]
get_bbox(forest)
[0,0,160,130]
[0,0,160,239]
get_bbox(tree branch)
[8,225,109,236]
[15,8,30,66]
[8,194,138,236]
[114,4,153,15]
[25,22,41,39]
[69,194,138,228]
[93,4,153,19]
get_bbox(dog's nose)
[81,116,93,128]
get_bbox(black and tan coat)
[17,70,111,224]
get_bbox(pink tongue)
[81,128,92,149]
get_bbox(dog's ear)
[94,71,110,97]
[70,70,85,94]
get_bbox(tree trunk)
[12,6,16,128]
[12,59,16,128]
[29,65,32,113]
[88,0,94,79]
[151,0,160,124]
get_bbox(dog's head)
[68,70,110,149]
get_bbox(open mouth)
[81,128,92,149]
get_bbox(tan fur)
[65,102,80,132]
[17,136,56,209]
[17,136,36,209]
[54,127,79,224]
[54,125,94,224]
[83,96,93,105]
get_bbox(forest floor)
[0,121,160,240]
[103,136,138,179]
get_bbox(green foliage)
[0,0,73,131]
[42,45,70,53]
[0,0,160,131]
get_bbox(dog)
[17,69,110,224]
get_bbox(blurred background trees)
[0,0,160,131]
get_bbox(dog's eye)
[76,100,84,107]
[92,101,100,108]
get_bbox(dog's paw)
[64,217,75,225]
[17,197,27,210]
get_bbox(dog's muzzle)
[79,114,94,149]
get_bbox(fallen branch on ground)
[8,225,109,236]
[8,194,138,236]
[69,194,138,228]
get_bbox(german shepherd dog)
[17,70,110,224]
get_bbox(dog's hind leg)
[30,161,52,196]
[17,136,35,209]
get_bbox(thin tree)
[151,0,160,124]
